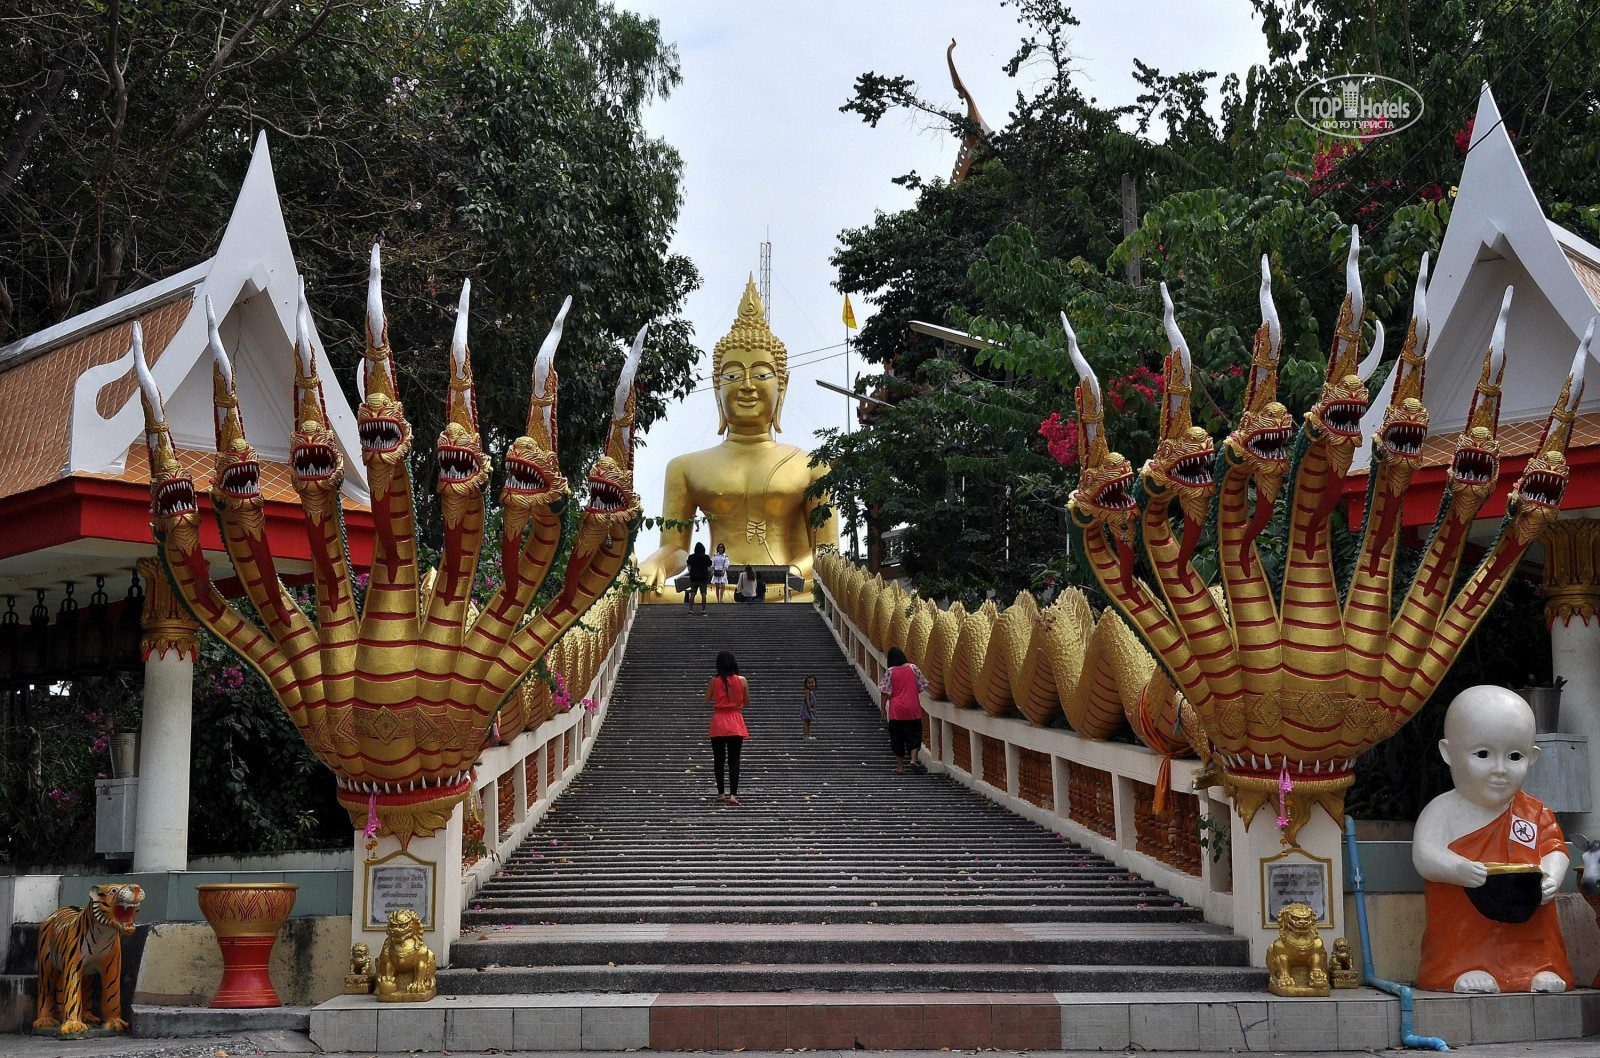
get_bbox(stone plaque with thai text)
[364,852,435,930]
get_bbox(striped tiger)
[33,883,144,1036]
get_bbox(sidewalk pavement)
[5,1032,1600,1058]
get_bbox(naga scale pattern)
[138,247,645,844]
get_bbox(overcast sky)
[615,0,1269,554]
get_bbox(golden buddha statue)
[638,277,838,598]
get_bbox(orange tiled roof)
[1565,248,1600,310]
[86,441,366,511]
[1411,411,1600,469]
[0,297,191,502]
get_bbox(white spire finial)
[614,322,647,418]
[132,322,162,415]
[1359,320,1384,382]
[1159,282,1191,377]
[535,295,573,396]
[1346,224,1364,324]
[450,279,471,380]
[366,243,385,344]
[295,278,315,377]
[1259,254,1281,356]
[1488,286,1513,380]
[1569,318,1595,412]
[1060,312,1100,406]
[205,295,233,391]
[1413,252,1430,349]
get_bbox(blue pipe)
[1344,815,1450,1050]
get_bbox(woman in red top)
[705,650,750,805]
[879,647,928,775]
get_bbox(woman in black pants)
[705,650,750,805]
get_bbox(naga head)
[582,323,647,537]
[289,279,344,515]
[135,322,201,555]
[1375,253,1431,477]
[1506,320,1591,544]
[357,245,413,500]
[206,296,263,532]
[1225,257,1294,532]
[502,296,574,543]
[1303,228,1371,472]
[436,281,491,523]
[1446,286,1512,506]
[1143,284,1215,554]
[1062,312,1135,547]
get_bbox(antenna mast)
[758,230,772,325]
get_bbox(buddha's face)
[1439,686,1539,810]
[717,354,782,432]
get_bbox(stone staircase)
[439,602,1260,1007]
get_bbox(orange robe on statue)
[1416,790,1573,992]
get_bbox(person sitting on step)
[683,542,712,616]
[705,650,750,806]
[735,564,765,604]
[879,647,928,775]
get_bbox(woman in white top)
[735,565,764,604]
[710,542,732,603]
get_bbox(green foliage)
[828,0,1582,812]
[0,0,702,529]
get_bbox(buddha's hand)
[1453,858,1489,888]
[637,545,688,593]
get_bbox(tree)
[0,0,701,500]
[0,0,703,859]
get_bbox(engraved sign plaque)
[1260,848,1333,928]
[364,850,435,930]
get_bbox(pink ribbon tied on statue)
[364,791,379,838]
[1276,762,1293,829]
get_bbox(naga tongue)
[1178,516,1204,569]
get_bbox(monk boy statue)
[1413,685,1573,993]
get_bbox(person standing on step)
[683,542,712,615]
[801,675,818,740]
[879,647,928,775]
[710,542,732,604]
[706,650,749,805]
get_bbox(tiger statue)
[33,883,144,1036]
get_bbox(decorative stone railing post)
[1545,517,1600,833]
[133,554,200,872]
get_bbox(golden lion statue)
[1260,902,1324,992]
[374,910,436,1002]
[1267,902,1330,997]
[344,942,375,995]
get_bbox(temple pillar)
[132,556,200,872]
[1545,518,1600,834]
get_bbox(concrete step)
[310,985,1600,1052]
[436,962,1269,995]
[460,905,1202,925]
[444,922,1250,969]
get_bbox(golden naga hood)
[141,247,647,845]
[1066,231,1593,843]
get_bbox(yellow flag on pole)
[842,295,857,329]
